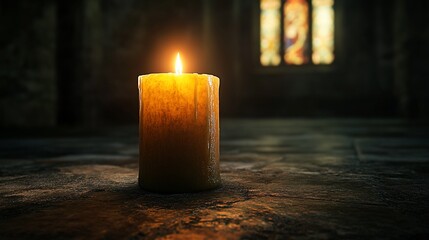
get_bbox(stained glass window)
[260,0,335,66]
[284,0,309,65]
[312,0,334,64]
[260,0,281,66]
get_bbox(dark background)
[1,0,428,127]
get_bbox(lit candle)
[138,53,221,193]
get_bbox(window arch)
[260,0,334,66]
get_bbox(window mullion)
[280,0,286,65]
[308,0,313,65]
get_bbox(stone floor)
[1,119,429,239]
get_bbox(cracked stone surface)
[1,119,429,239]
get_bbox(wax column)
[138,73,221,193]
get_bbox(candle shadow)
[112,180,250,210]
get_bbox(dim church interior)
[1,0,429,239]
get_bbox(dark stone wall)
[56,0,103,126]
[0,1,56,126]
[393,0,429,118]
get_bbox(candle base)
[138,179,222,194]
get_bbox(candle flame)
[175,53,183,74]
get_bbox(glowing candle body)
[138,73,221,193]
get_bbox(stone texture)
[0,1,57,126]
[0,119,429,239]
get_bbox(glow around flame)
[175,53,183,74]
